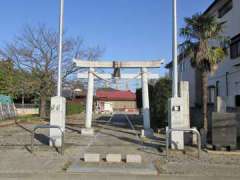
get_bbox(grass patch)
[62,161,72,171]
[16,114,43,122]
[15,102,84,122]
[66,102,84,115]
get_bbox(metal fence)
[31,125,64,155]
[15,103,38,109]
[0,95,16,120]
[166,128,201,160]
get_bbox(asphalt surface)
[1,173,240,180]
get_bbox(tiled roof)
[96,89,136,101]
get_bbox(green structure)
[0,95,13,104]
[0,95,16,120]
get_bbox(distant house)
[95,89,138,113]
[62,82,87,104]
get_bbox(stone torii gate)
[74,59,164,136]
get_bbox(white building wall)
[171,0,240,109]
[167,0,240,108]
[208,0,240,107]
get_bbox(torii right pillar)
[82,67,95,135]
[141,67,153,137]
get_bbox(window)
[208,86,215,104]
[179,62,185,72]
[230,34,240,59]
[218,0,233,18]
[235,81,240,95]
[226,72,229,96]
[179,63,183,72]
[216,81,220,96]
[235,95,240,107]
[182,62,186,72]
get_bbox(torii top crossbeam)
[73,59,164,68]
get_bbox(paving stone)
[84,153,100,162]
[126,154,142,163]
[106,154,122,163]
[67,161,158,175]
[81,128,94,136]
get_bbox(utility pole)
[172,0,178,97]
[125,81,129,90]
[57,0,64,96]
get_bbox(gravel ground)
[0,113,240,177]
[157,149,240,176]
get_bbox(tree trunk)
[21,93,25,108]
[201,71,208,132]
[40,95,47,118]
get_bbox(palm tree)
[180,13,228,140]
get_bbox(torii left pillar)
[141,68,153,137]
[81,67,95,135]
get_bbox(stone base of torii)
[74,60,164,137]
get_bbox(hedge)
[66,102,84,115]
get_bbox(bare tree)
[0,24,103,118]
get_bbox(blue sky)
[0,0,213,89]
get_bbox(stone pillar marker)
[179,81,190,128]
[50,96,66,147]
[168,81,190,150]
[168,97,184,149]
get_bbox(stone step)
[106,154,122,163]
[84,154,100,162]
[126,154,142,163]
[83,153,142,163]
[67,162,157,175]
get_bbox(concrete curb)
[67,162,157,175]
[0,121,15,127]
[206,150,240,155]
